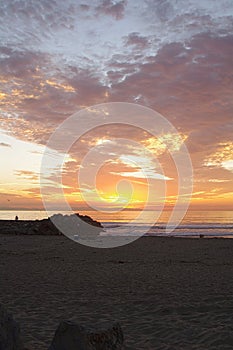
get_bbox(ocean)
[0,210,232,238]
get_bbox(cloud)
[221,160,233,172]
[0,190,42,210]
[0,0,77,48]
[124,32,150,49]
[109,154,172,181]
[141,0,233,39]
[0,0,233,209]
[0,142,11,147]
[204,142,233,172]
[96,0,127,20]
[79,4,90,11]
[0,46,110,144]
[207,179,231,183]
[112,169,172,180]
[1,30,232,173]
[110,33,233,145]
[143,134,187,155]
[14,170,39,181]
[153,0,174,21]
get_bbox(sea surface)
[0,210,233,238]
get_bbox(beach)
[1,0,232,348]
[1,234,233,349]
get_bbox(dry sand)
[1,234,233,349]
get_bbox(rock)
[48,321,124,350]
[0,303,23,350]
[0,213,103,237]
[76,214,103,228]
[50,214,103,239]
[38,219,61,235]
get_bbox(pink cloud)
[96,0,127,20]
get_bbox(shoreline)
[0,218,232,239]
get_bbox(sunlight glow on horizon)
[1,127,233,210]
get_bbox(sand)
[1,234,233,349]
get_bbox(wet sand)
[1,234,233,349]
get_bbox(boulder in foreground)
[0,303,23,350]
[48,320,124,350]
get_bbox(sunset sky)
[0,0,233,211]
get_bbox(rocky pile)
[0,213,103,237]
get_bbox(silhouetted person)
[15,215,18,221]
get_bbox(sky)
[0,0,233,212]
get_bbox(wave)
[152,224,233,230]
[103,222,233,230]
[103,223,121,229]
[102,222,233,238]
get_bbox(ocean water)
[0,210,232,238]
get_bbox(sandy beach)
[1,234,233,349]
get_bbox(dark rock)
[50,214,103,239]
[38,219,61,235]
[0,304,23,350]
[0,213,103,237]
[48,321,124,350]
[76,214,103,228]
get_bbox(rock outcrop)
[0,303,23,350]
[0,213,103,238]
[49,321,124,350]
